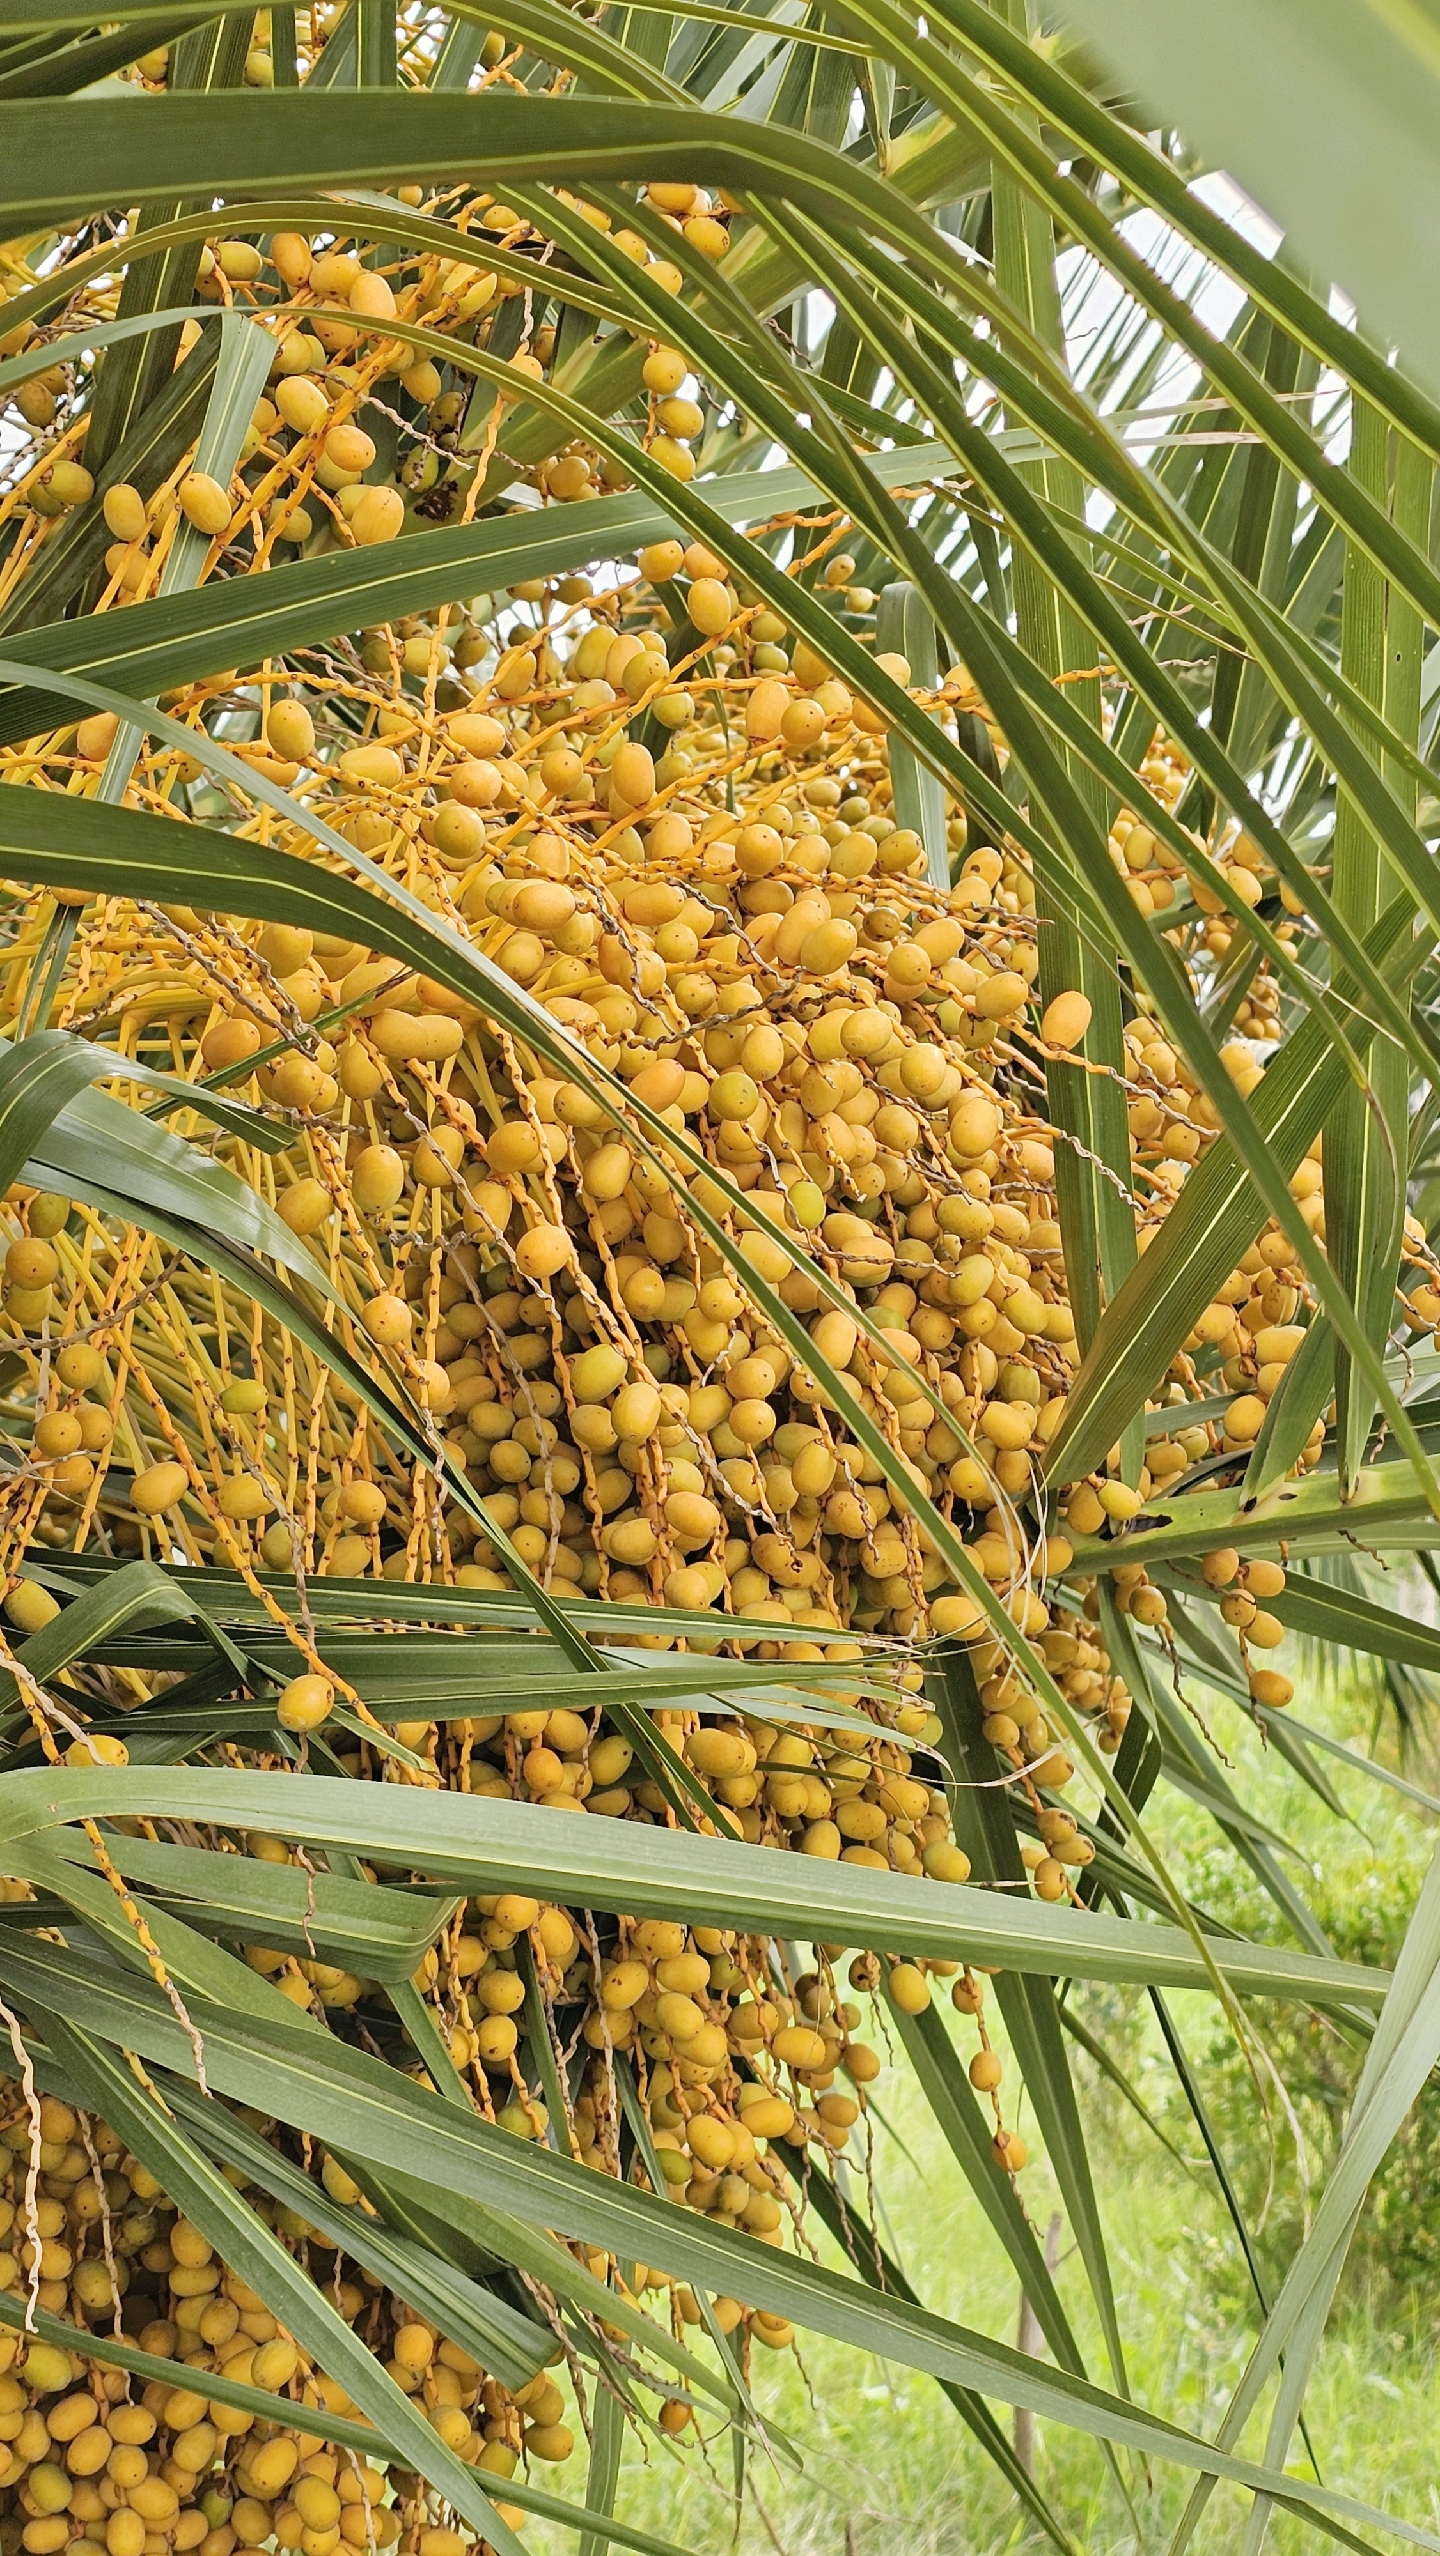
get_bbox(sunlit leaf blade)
[1324,402,1421,1492]
[0,1767,1389,2008]
[0,445,953,750]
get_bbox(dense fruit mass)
[0,40,1383,2550]
[0,2089,552,2553]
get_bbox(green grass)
[527,1657,1440,2555]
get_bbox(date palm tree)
[0,6,1430,2554]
